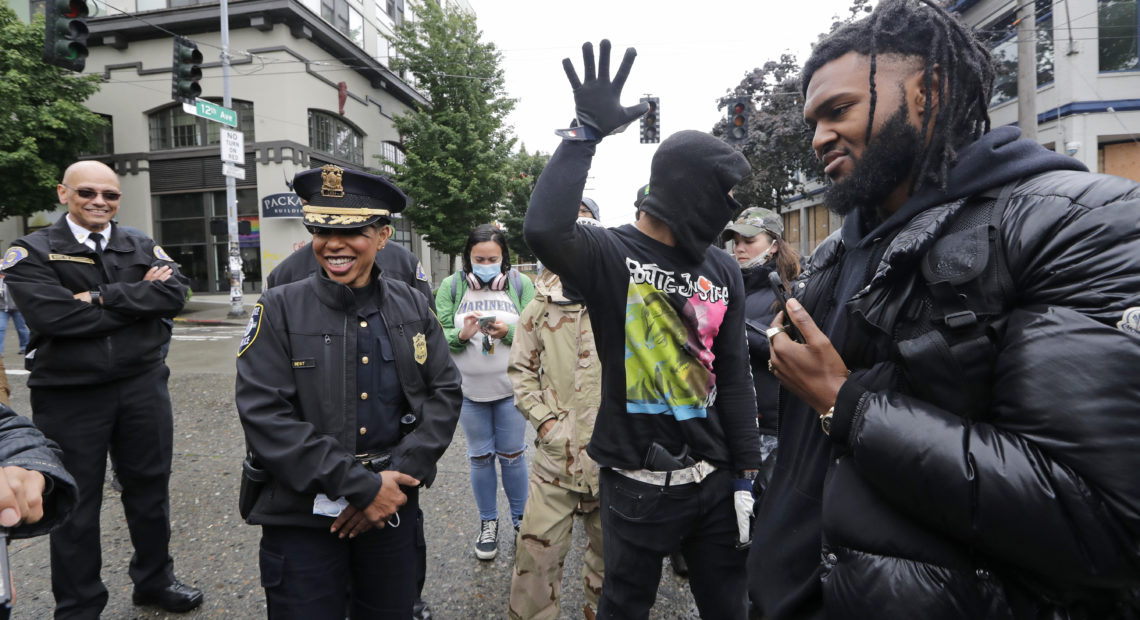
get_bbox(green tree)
[380,0,515,257]
[712,55,817,212]
[0,6,106,219]
[497,145,548,264]
[710,0,874,214]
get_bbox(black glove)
[561,40,649,139]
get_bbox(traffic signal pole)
[220,0,244,317]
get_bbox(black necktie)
[90,232,103,254]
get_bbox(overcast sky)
[465,0,864,227]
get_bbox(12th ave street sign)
[182,99,237,127]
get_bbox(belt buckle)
[691,461,713,485]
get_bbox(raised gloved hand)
[561,40,649,139]
[734,478,755,548]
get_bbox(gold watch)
[820,405,834,435]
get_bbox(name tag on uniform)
[48,254,95,265]
[291,358,315,368]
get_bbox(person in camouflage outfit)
[508,201,604,620]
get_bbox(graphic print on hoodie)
[624,257,729,420]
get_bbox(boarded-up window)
[1102,142,1140,182]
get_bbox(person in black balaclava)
[524,40,762,619]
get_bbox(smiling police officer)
[0,160,201,618]
[235,165,461,619]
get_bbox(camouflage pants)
[509,477,603,620]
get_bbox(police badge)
[413,333,427,365]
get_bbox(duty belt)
[354,450,392,473]
[613,460,717,487]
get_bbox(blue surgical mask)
[472,262,502,283]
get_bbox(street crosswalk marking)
[172,326,247,342]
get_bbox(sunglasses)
[62,184,122,202]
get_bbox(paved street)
[0,299,700,619]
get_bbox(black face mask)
[824,101,923,224]
[638,130,751,264]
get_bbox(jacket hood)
[639,130,751,263]
[534,269,575,305]
[846,126,1088,249]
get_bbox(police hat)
[293,164,408,230]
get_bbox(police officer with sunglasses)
[0,160,202,617]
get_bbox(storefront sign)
[261,193,304,218]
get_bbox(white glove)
[734,479,755,548]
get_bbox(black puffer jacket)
[753,128,1140,619]
[0,404,78,539]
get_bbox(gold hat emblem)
[321,165,345,198]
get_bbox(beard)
[823,102,924,221]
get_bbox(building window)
[80,114,114,156]
[980,0,1055,107]
[348,6,364,46]
[148,101,255,151]
[308,110,364,165]
[377,140,405,175]
[320,0,366,47]
[386,0,403,24]
[391,214,412,249]
[1100,0,1140,72]
[153,189,261,294]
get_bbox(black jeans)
[259,487,418,620]
[597,468,747,619]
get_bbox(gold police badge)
[413,333,427,365]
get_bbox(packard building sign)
[261,193,304,218]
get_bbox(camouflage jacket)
[508,270,601,494]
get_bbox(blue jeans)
[459,396,528,523]
[0,310,29,352]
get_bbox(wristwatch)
[820,405,834,436]
[89,290,101,304]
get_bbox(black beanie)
[638,130,750,264]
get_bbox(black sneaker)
[413,598,432,620]
[474,519,498,560]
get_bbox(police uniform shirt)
[64,216,110,253]
[354,284,409,454]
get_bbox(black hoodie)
[638,130,752,263]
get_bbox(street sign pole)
[220,0,244,318]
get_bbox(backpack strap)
[898,180,1021,420]
[450,270,461,302]
[507,269,523,309]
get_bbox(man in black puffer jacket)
[754,1,1140,619]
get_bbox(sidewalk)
[174,292,256,326]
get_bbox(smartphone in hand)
[477,315,496,329]
[767,272,804,343]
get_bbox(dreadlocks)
[802,0,995,192]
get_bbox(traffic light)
[727,96,750,145]
[640,97,660,144]
[43,0,89,72]
[172,37,204,104]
